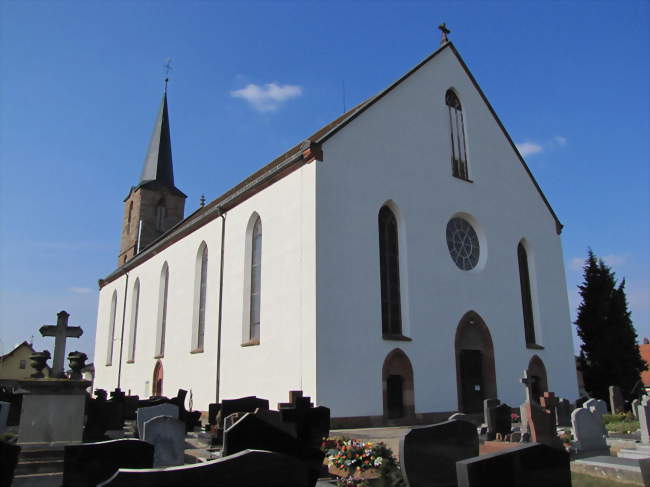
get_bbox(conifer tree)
[575,249,647,402]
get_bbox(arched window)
[155,263,169,357]
[106,291,117,366]
[378,206,402,336]
[155,202,166,232]
[248,217,262,342]
[127,278,140,362]
[446,89,469,180]
[517,242,536,346]
[192,242,208,351]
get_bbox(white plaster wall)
[93,163,317,410]
[314,46,578,418]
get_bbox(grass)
[571,472,639,487]
[602,413,640,434]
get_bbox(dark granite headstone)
[456,443,571,487]
[540,392,559,427]
[494,403,512,438]
[556,399,572,427]
[208,403,221,426]
[1,440,21,487]
[84,394,110,442]
[521,401,562,449]
[123,395,140,420]
[63,438,154,487]
[399,419,478,487]
[575,395,590,408]
[639,458,650,487]
[483,398,500,440]
[222,412,324,485]
[98,449,313,487]
[220,396,270,427]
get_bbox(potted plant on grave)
[321,437,404,487]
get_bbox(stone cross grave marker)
[540,392,559,426]
[519,370,536,403]
[39,310,83,377]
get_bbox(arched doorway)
[382,349,415,419]
[527,355,548,403]
[454,311,497,413]
[152,360,163,397]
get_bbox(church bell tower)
[118,83,186,266]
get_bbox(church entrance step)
[11,472,63,487]
[14,459,64,475]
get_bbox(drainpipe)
[117,272,129,390]
[215,209,226,404]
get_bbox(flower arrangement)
[321,437,404,487]
[510,412,520,423]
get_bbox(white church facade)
[93,38,578,426]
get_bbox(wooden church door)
[459,349,484,413]
[386,374,404,419]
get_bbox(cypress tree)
[575,249,647,402]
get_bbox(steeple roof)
[137,89,185,196]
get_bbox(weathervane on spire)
[163,57,173,92]
[438,22,450,45]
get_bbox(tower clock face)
[446,217,480,270]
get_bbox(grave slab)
[399,419,478,487]
[571,455,645,486]
[98,449,314,487]
[571,406,609,457]
[456,443,570,487]
[63,438,153,487]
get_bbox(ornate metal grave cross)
[438,22,451,45]
[39,310,83,377]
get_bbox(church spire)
[139,89,176,189]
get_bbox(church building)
[93,35,578,426]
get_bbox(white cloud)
[602,254,627,268]
[69,287,93,294]
[231,83,303,112]
[569,257,584,271]
[554,135,568,146]
[516,141,543,157]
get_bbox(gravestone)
[220,396,269,427]
[609,386,625,414]
[63,438,154,487]
[556,399,572,427]
[106,388,126,430]
[540,392,559,426]
[576,395,590,408]
[136,403,179,439]
[571,406,608,455]
[1,440,21,487]
[98,449,313,487]
[84,393,110,442]
[222,411,324,484]
[493,403,512,438]
[639,396,650,444]
[0,401,9,435]
[584,398,608,417]
[280,402,330,448]
[123,395,140,420]
[399,419,478,487]
[639,458,650,487]
[632,398,640,420]
[208,403,221,426]
[520,401,561,448]
[483,398,500,440]
[456,443,571,487]
[143,415,186,467]
[0,387,21,425]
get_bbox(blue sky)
[1,1,648,362]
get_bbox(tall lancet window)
[378,206,402,337]
[249,216,262,342]
[517,242,536,346]
[127,201,133,233]
[155,263,170,357]
[127,279,140,362]
[446,89,469,180]
[155,202,166,232]
[192,242,208,352]
[106,291,118,366]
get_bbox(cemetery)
[1,313,649,487]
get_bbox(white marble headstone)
[583,398,607,417]
[136,403,179,439]
[143,415,185,467]
[571,407,608,452]
[0,401,10,435]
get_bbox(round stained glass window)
[446,217,480,270]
